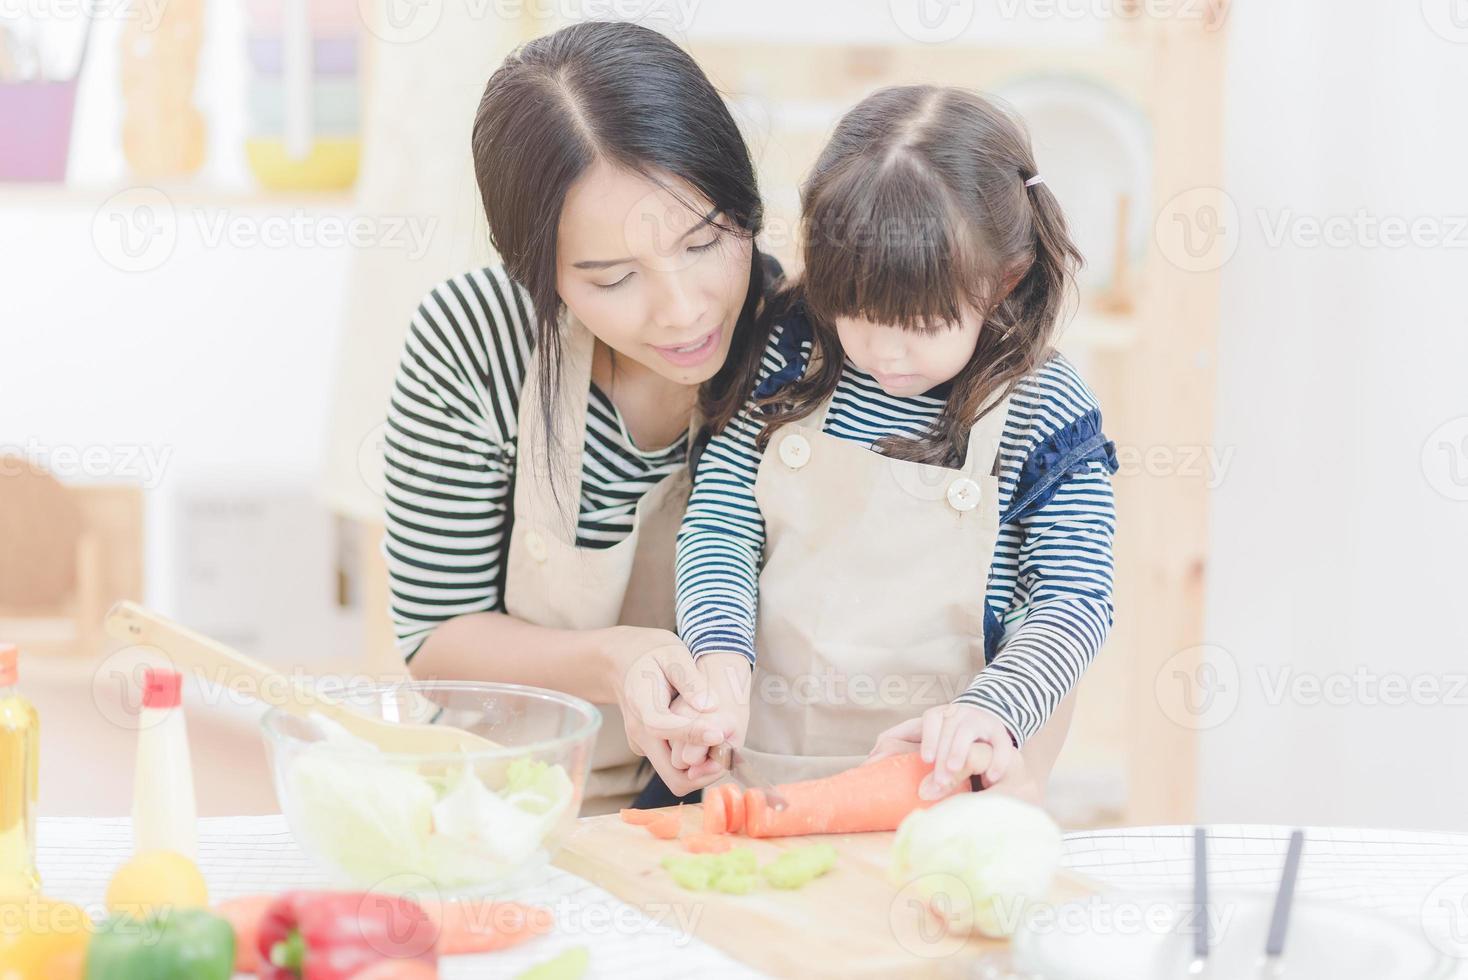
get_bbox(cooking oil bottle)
[0,643,41,894]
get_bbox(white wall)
[1199,0,1468,829]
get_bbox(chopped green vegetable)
[662,845,835,893]
[661,848,761,892]
[514,944,590,980]
[761,843,839,889]
[712,872,759,895]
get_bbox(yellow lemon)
[0,896,92,979]
[104,849,208,918]
[0,868,41,899]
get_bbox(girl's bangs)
[799,160,996,333]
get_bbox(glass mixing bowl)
[262,681,600,897]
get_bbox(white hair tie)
[1024,174,1045,188]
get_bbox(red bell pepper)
[256,891,440,980]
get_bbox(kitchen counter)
[32,816,1468,977]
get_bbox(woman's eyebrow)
[571,207,721,269]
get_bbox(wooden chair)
[0,455,143,661]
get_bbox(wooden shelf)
[0,182,357,211]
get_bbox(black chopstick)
[1265,830,1306,959]
[1192,827,1209,966]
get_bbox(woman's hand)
[867,702,1022,801]
[667,653,753,782]
[598,626,723,777]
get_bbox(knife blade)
[713,743,788,811]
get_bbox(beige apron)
[742,381,1012,785]
[504,312,693,816]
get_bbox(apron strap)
[516,310,596,546]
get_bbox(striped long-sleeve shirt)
[675,307,1119,745]
[381,266,688,661]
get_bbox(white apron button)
[946,477,982,512]
[525,530,549,562]
[778,433,811,469]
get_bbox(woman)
[382,21,773,813]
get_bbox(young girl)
[667,85,1118,801]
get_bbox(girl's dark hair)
[471,21,770,470]
[757,85,1083,467]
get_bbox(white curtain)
[317,8,531,521]
[1201,0,1468,827]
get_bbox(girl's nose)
[870,326,907,361]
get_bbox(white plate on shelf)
[993,75,1153,292]
[1012,889,1455,980]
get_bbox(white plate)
[993,76,1153,291]
[1012,889,1455,980]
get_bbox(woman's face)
[556,161,754,386]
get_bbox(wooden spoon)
[103,600,500,754]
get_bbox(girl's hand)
[867,702,1019,800]
[669,653,753,782]
[599,626,723,768]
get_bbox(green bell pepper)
[84,907,235,980]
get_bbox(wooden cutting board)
[552,803,1095,979]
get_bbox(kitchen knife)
[713,743,789,811]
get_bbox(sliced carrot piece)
[346,961,440,980]
[646,810,682,839]
[682,833,733,854]
[744,753,970,839]
[620,808,662,826]
[701,785,727,835]
[722,783,746,835]
[422,899,554,955]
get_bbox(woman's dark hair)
[471,20,770,467]
[755,85,1083,467]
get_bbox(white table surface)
[35,817,1468,978]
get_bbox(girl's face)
[556,160,753,386]
[834,307,983,398]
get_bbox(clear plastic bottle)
[131,667,197,859]
[0,643,41,894]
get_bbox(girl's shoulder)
[1002,352,1119,515]
[1009,350,1105,430]
[750,300,816,398]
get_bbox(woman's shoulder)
[414,264,537,358]
[402,264,538,440]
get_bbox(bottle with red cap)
[0,643,41,893]
[132,666,197,859]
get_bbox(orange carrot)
[422,899,554,955]
[646,809,682,839]
[214,894,275,973]
[721,783,746,835]
[701,783,745,836]
[620,808,662,826]
[346,961,440,980]
[701,784,728,835]
[743,753,970,838]
[682,833,734,854]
